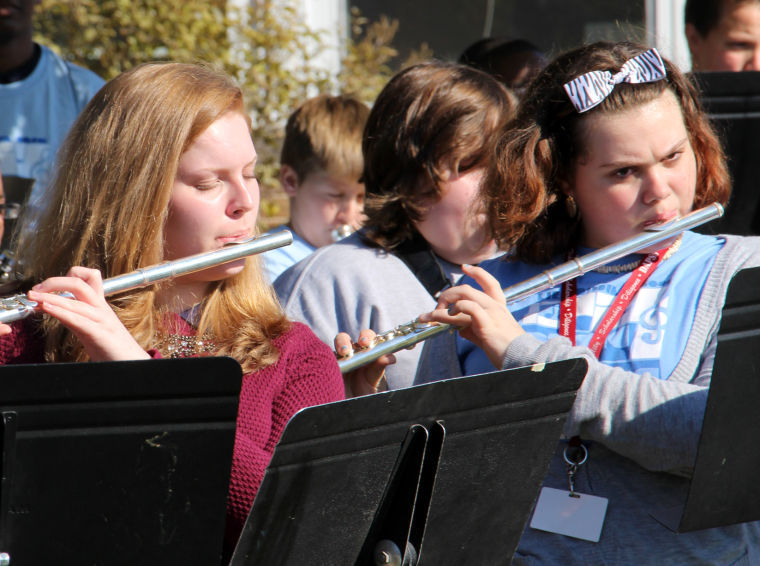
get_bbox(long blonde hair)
[17,62,289,371]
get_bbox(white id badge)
[530,487,608,542]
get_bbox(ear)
[684,23,703,60]
[279,164,300,197]
[558,178,573,198]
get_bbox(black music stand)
[692,71,760,236]
[656,267,760,532]
[0,356,242,566]
[229,358,587,566]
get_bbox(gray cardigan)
[499,235,760,565]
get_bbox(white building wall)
[300,0,349,81]
[241,1,690,82]
[646,0,691,72]
[229,0,347,84]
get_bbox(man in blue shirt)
[0,0,104,211]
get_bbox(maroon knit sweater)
[215,319,344,544]
[0,316,345,548]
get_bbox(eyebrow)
[597,137,689,169]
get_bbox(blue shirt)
[459,231,724,379]
[0,45,105,204]
[262,226,316,283]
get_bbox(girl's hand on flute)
[27,266,150,362]
[417,264,525,369]
[334,329,396,398]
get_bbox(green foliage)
[337,7,398,104]
[338,8,435,103]
[33,1,426,225]
[35,0,232,78]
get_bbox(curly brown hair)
[482,41,730,263]
[361,61,517,250]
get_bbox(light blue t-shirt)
[459,231,723,379]
[263,225,316,283]
[0,44,105,204]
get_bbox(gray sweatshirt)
[274,232,465,389]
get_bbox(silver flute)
[338,204,724,374]
[0,230,293,324]
[331,224,355,242]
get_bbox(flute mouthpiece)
[331,225,354,242]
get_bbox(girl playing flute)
[0,62,344,550]
[420,41,760,564]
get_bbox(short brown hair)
[685,0,760,36]
[361,61,517,250]
[482,41,730,263]
[280,93,369,183]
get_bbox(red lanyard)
[559,246,670,357]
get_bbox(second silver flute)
[338,204,724,374]
[0,230,293,324]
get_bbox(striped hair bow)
[563,48,667,113]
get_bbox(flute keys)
[337,319,438,360]
[336,329,394,360]
[0,294,37,311]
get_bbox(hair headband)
[563,48,667,113]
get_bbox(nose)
[745,48,760,70]
[641,169,670,204]
[226,177,257,217]
[335,196,364,228]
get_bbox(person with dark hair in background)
[0,0,104,208]
[459,36,547,95]
[685,0,760,71]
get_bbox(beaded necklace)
[154,333,216,358]
[153,303,215,358]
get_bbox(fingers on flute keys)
[334,329,378,359]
